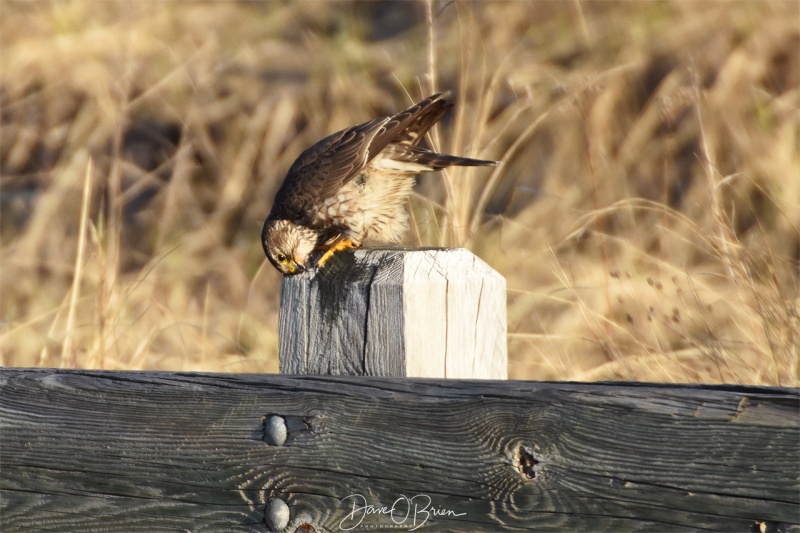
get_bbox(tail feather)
[385,143,497,170]
[375,93,499,171]
[412,151,497,169]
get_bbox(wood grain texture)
[2,369,798,532]
[279,248,507,379]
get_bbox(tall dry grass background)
[1,0,798,384]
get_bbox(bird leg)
[317,238,359,267]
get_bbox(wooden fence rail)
[1,368,798,532]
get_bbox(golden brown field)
[1,0,798,385]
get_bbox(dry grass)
[1,0,798,385]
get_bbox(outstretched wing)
[268,93,449,221]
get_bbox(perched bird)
[261,92,497,275]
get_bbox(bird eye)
[276,253,287,263]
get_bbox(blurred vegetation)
[0,0,798,384]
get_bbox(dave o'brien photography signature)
[339,493,466,531]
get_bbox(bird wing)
[268,93,449,221]
[388,92,451,147]
[267,116,387,220]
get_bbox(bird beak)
[293,262,306,274]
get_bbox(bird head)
[261,219,318,275]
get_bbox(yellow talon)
[317,238,358,267]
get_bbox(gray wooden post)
[279,248,507,378]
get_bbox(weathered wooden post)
[279,248,507,378]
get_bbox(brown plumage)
[261,92,497,275]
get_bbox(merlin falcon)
[261,92,497,275]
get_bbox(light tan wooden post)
[278,248,507,378]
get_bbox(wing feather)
[268,117,388,220]
[267,92,452,222]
